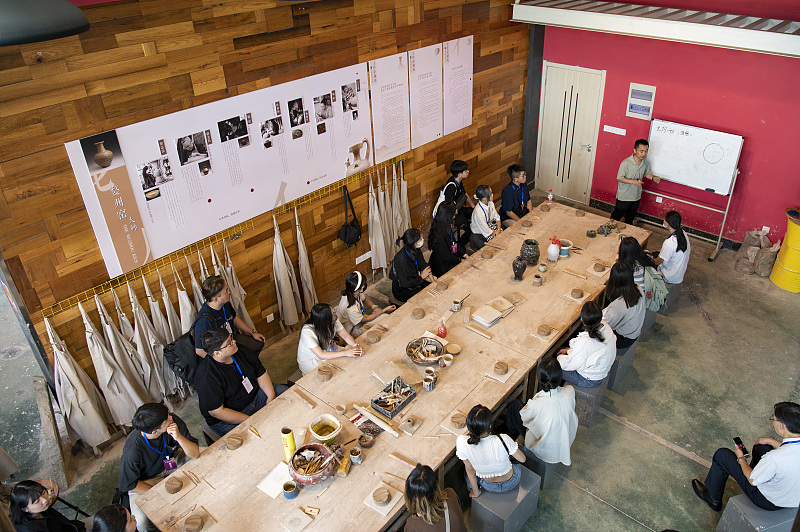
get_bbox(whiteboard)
[647,119,743,195]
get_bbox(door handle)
[581,144,592,152]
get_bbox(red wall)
[543,27,800,242]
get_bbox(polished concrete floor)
[2,202,798,531]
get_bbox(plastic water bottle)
[547,236,561,262]
[547,190,553,204]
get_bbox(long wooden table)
[137,203,650,531]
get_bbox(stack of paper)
[472,305,503,328]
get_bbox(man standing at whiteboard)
[610,139,660,224]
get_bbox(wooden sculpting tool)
[316,486,329,498]
[563,268,588,279]
[383,472,406,482]
[201,505,217,522]
[168,504,196,526]
[485,242,506,250]
[292,388,317,409]
[342,437,357,446]
[465,325,492,340]
[389,452,416,469]
[353,404,400,438]
[203,478,216,490]
[593,257,612,267]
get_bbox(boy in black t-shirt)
[195,327,288,436]
[119,403,200,532]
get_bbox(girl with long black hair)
[617,236,656,290]
[456,405,526,498]
[556,301,617,387]
[10,480,90,531]
[391,228,435,303]
[427,201,467,277]
[603,262,646,350]
[336,271,395,337]
[655,210,691,313]
[297,303,362,374]
[403,464,467,532]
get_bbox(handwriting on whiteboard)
[654,125,691,136]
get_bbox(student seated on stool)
[119,403,200,532]
[505,358,578,467]
[691,401,800,513]
[499,164,533,228]
[470,185,502,250]
[196,327,288,436]
[556,301,616,388]
[404,464,467,532]
[457,405,526,498]
[336,271,395,338]
[10,479,91,532]
[603,263,646,351]
[91,505,137,532]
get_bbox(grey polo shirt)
[616,155,651,202]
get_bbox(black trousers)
[392,280,430,303]
[704,444,782,511]
[610,199,640,224]
[455,207,473,248]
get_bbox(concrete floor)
[2,198,798,530]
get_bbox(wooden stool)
[470,466,541,532]
[201,422,221,446]
[607,339,639,391]
[573,375,609,428]
[716,494,796,532]
[520,446,560,489]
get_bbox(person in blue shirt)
[500,164,533,227]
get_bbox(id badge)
[242,376,254,393]
[224,321,233,334]
[450,242,458,254]
[163,457,177,471]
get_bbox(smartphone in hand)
[733,437,750,458]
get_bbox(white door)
[535,63,605,203]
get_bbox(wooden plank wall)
[0,0,529,382]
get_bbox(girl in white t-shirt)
[655,210,691,314]
[336,271,395,337]
[557,301,617,388]
[469,185,501,250]
[456,405,526,498]
[297,304,363,374]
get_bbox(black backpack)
[163,311,214,386]
[338,185,361,247]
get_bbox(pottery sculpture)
[512,256,527,281]
[519,239,540,265]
